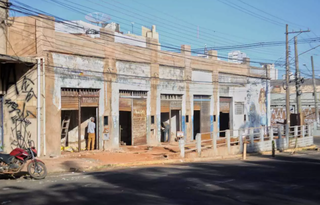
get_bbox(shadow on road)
[0,154,320,205]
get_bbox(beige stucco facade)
[0,15,270,157]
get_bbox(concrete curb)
[48,154,243,173]
[91,154,244,171]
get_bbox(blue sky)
[12,0,320,79]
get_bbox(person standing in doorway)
[87,117,96,150]
[161,120,170,142]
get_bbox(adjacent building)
[270,79,320,125]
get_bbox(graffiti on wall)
[271,106,319,125]
[5,75,37,149]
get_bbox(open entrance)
[0,96,3,151]
[160,94,182,143]
[219,97,231,137]
[193,110,200,139]
[193,95,211,140]
[60,88,100,152]
[119,111,132,145]
[119,90,147,146]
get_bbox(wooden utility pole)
[285,24,290,136]
[311,56,319,124]
[294,36,303,125]
[285,25,310,133]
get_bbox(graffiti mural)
[5,75,37,149]
[241,79,269,129]
[271,106,319,125]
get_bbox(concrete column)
[147,38,160,146]
[212,70,219,138]
[100,28,115,43]
[181,45,191,56]
[182,45,192,142]
[207,50,218,60]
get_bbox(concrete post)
[260,127,264,152]
[308,125,312,137]
[249,128,254,148]
[226,130,231,154]
[212,132,217,155]
[269,127,274,141]
[196,133,201,157]
[285,124,289,148]
[278,125,283,150]
[239,129,243,153]
[301,125,305,138]
[294,126,298,137]
[179,138,185,158]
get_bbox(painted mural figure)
[259,88,267,126]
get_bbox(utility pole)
[294,36,303,125]
[285,25,310,134]
[285,24,290,135]
[311,56,319,124]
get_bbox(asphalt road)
[0,151,320,205]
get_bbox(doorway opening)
[60,88,100,152]
[160,112,169,142]
[170,110,181,141]
[160,94,183,143]
[119,90,147,146]
[193,95,211,140]
[219,97,232,137]
[61,107,98,150]
[119,111,132,145]
[193,110,200,139]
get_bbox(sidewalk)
[40,145,241,173]
[39,142,319,174]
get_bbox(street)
[1,149,320,205]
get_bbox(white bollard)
[226,130,231,154]
[213,132,217,155]
[239,129,243,153]
[260,127,264,151]
[302,125,305,138]
[294,126,298,138]
[196,133,201,157]
[179,138,185,158]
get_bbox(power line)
[5,5,279,66]
[216,0,284,27]
[237,0,308,29]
